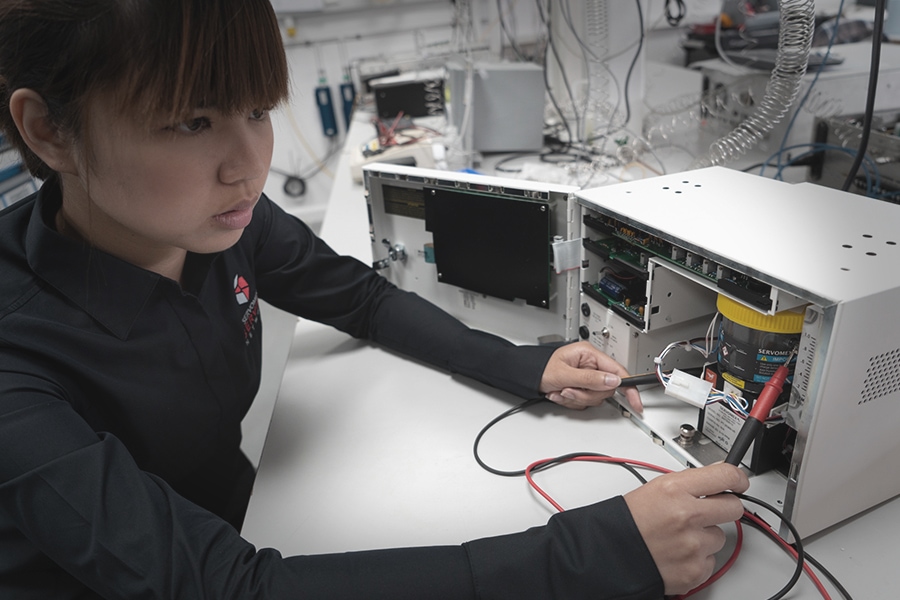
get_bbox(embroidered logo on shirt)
[234,275,251,305]
[234,274,260,345]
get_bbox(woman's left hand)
[539,341,643,414]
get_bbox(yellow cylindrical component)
[716,294,804,334]
[716,294,803,397]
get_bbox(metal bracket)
[373,239,407,270]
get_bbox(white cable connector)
[664,369,713,408]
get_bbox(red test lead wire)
[524,456,744,598]
[724,349,796,466]
[523,454,835,600]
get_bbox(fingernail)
[605,374,621,387]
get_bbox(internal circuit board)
[581,212,774,327]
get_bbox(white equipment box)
[696,41,900,152]
[576,167,900,539]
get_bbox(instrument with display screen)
[362,163,580,345]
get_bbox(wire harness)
[650,314,789,425]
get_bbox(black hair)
[0,0,290,179]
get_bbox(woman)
[0,1,747,598]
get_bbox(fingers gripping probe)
[724,348,797,466]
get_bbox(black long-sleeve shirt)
[0,178,664,599]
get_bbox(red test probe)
[725,349,797,466]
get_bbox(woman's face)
[62,93,275,269]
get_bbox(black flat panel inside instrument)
[424,187,550,308]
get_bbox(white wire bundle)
[653,313,785,424]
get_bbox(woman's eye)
[173,116,211,134]
[249,108,269,121]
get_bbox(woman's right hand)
[623,463,750,595]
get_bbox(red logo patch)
[234,275,251,305]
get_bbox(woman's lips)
[214,201,256,230]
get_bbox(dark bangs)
[0,0,289,179]
[108,0,290,124]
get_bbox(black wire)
[581,1,644,144]
[494,145,604,174]
[733,493,804,600]
[540,150,587,164]
[559,0,593,142]
[539,36,575,145]
[621,0,644,129]
[496,0,528,61]
[472,397,544,477]
[796,546,855,600]
[538,0,582,143]
[472,397,648,483]
[492,151,543,173]
[738,510,854,600]
[525,0,649,151]
[619,372,661,387]
[841,0,886,192]
[557,0,600,61]
[494,125,601,170]
[743,149,820,175]
[665,0,687,27]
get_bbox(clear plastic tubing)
[692,0,815,168]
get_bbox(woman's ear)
[8,88,77,174]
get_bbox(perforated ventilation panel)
[859,348,900,405]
